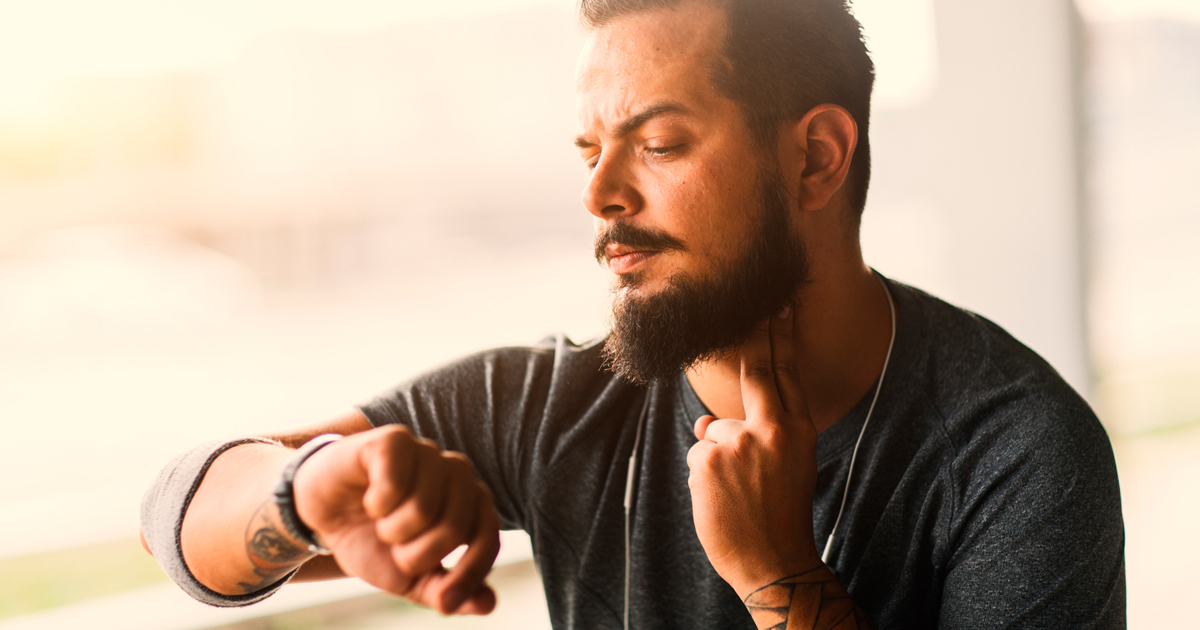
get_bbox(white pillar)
[863,0,1090,396]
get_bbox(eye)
[644,144,683,157]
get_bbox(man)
[141,0,1125,628]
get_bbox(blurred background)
[0,0,1196,628]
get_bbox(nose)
[581,153,643,220]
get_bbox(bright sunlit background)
[0,0,1196,628]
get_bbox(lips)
[594,222,686,275]
[605,244,658,274]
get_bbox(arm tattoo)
[743,566,877,630]
[238,500,312,593]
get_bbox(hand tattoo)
[239,500,311,592]
[743,566,876,630]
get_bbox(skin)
[177,413,499,615]
[153,2,889,627]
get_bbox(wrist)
[728,554,826,602]
[273,434,342,555]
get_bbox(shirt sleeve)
[139,437,299,607]
[937,399,1126,629]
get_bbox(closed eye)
[645,144,683,156]
[581,150,601,170]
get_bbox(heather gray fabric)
[359,279,1125,629]
[142,278,1125,627]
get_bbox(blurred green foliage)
[0,538,168,619]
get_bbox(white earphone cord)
[623,390,651,630]
[821,274,896,564]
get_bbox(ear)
[777,104,858,213]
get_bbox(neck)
[685,259,893,433]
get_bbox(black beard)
[600,169,810,385]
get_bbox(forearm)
[148,412,501,614]
[742,564,876,630]
[181,443,317,595]
[175,411,372,595]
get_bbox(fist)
[292,425,500,614]
[686,307,822,599]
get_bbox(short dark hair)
[579,0,875,220]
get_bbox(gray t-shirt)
[357,279,1124,629]
[142,279,1125,628]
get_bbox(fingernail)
[777,305,791,319]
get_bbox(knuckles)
[316,427,504,609]
[729,428,757,457]
[390,545,433,576]
[687,439,729,477]
[754,422,788,451]
[742,362,776,381]
[442,517,472,544]
[382,445,491,544]
[407,489,444,530]
[687,422,797,478]
[443,452,475,478]
[368,427,418,471]
[350,427,501,582]
[770,359,800,379]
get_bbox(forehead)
[576,4,728,131]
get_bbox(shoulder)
[431,333,618,400]
[890,280,1121,546]
[888,283,1125,626]
[359,333,622,426]
[411,333,608,387]
[890,280,1107,457]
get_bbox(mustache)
[593,222,687,264]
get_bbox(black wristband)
[273,434,342,556]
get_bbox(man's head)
[574,0,873,383]
[580,0,874,215]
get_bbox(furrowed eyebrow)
[616,103,687,137]
[574,102,689,149]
